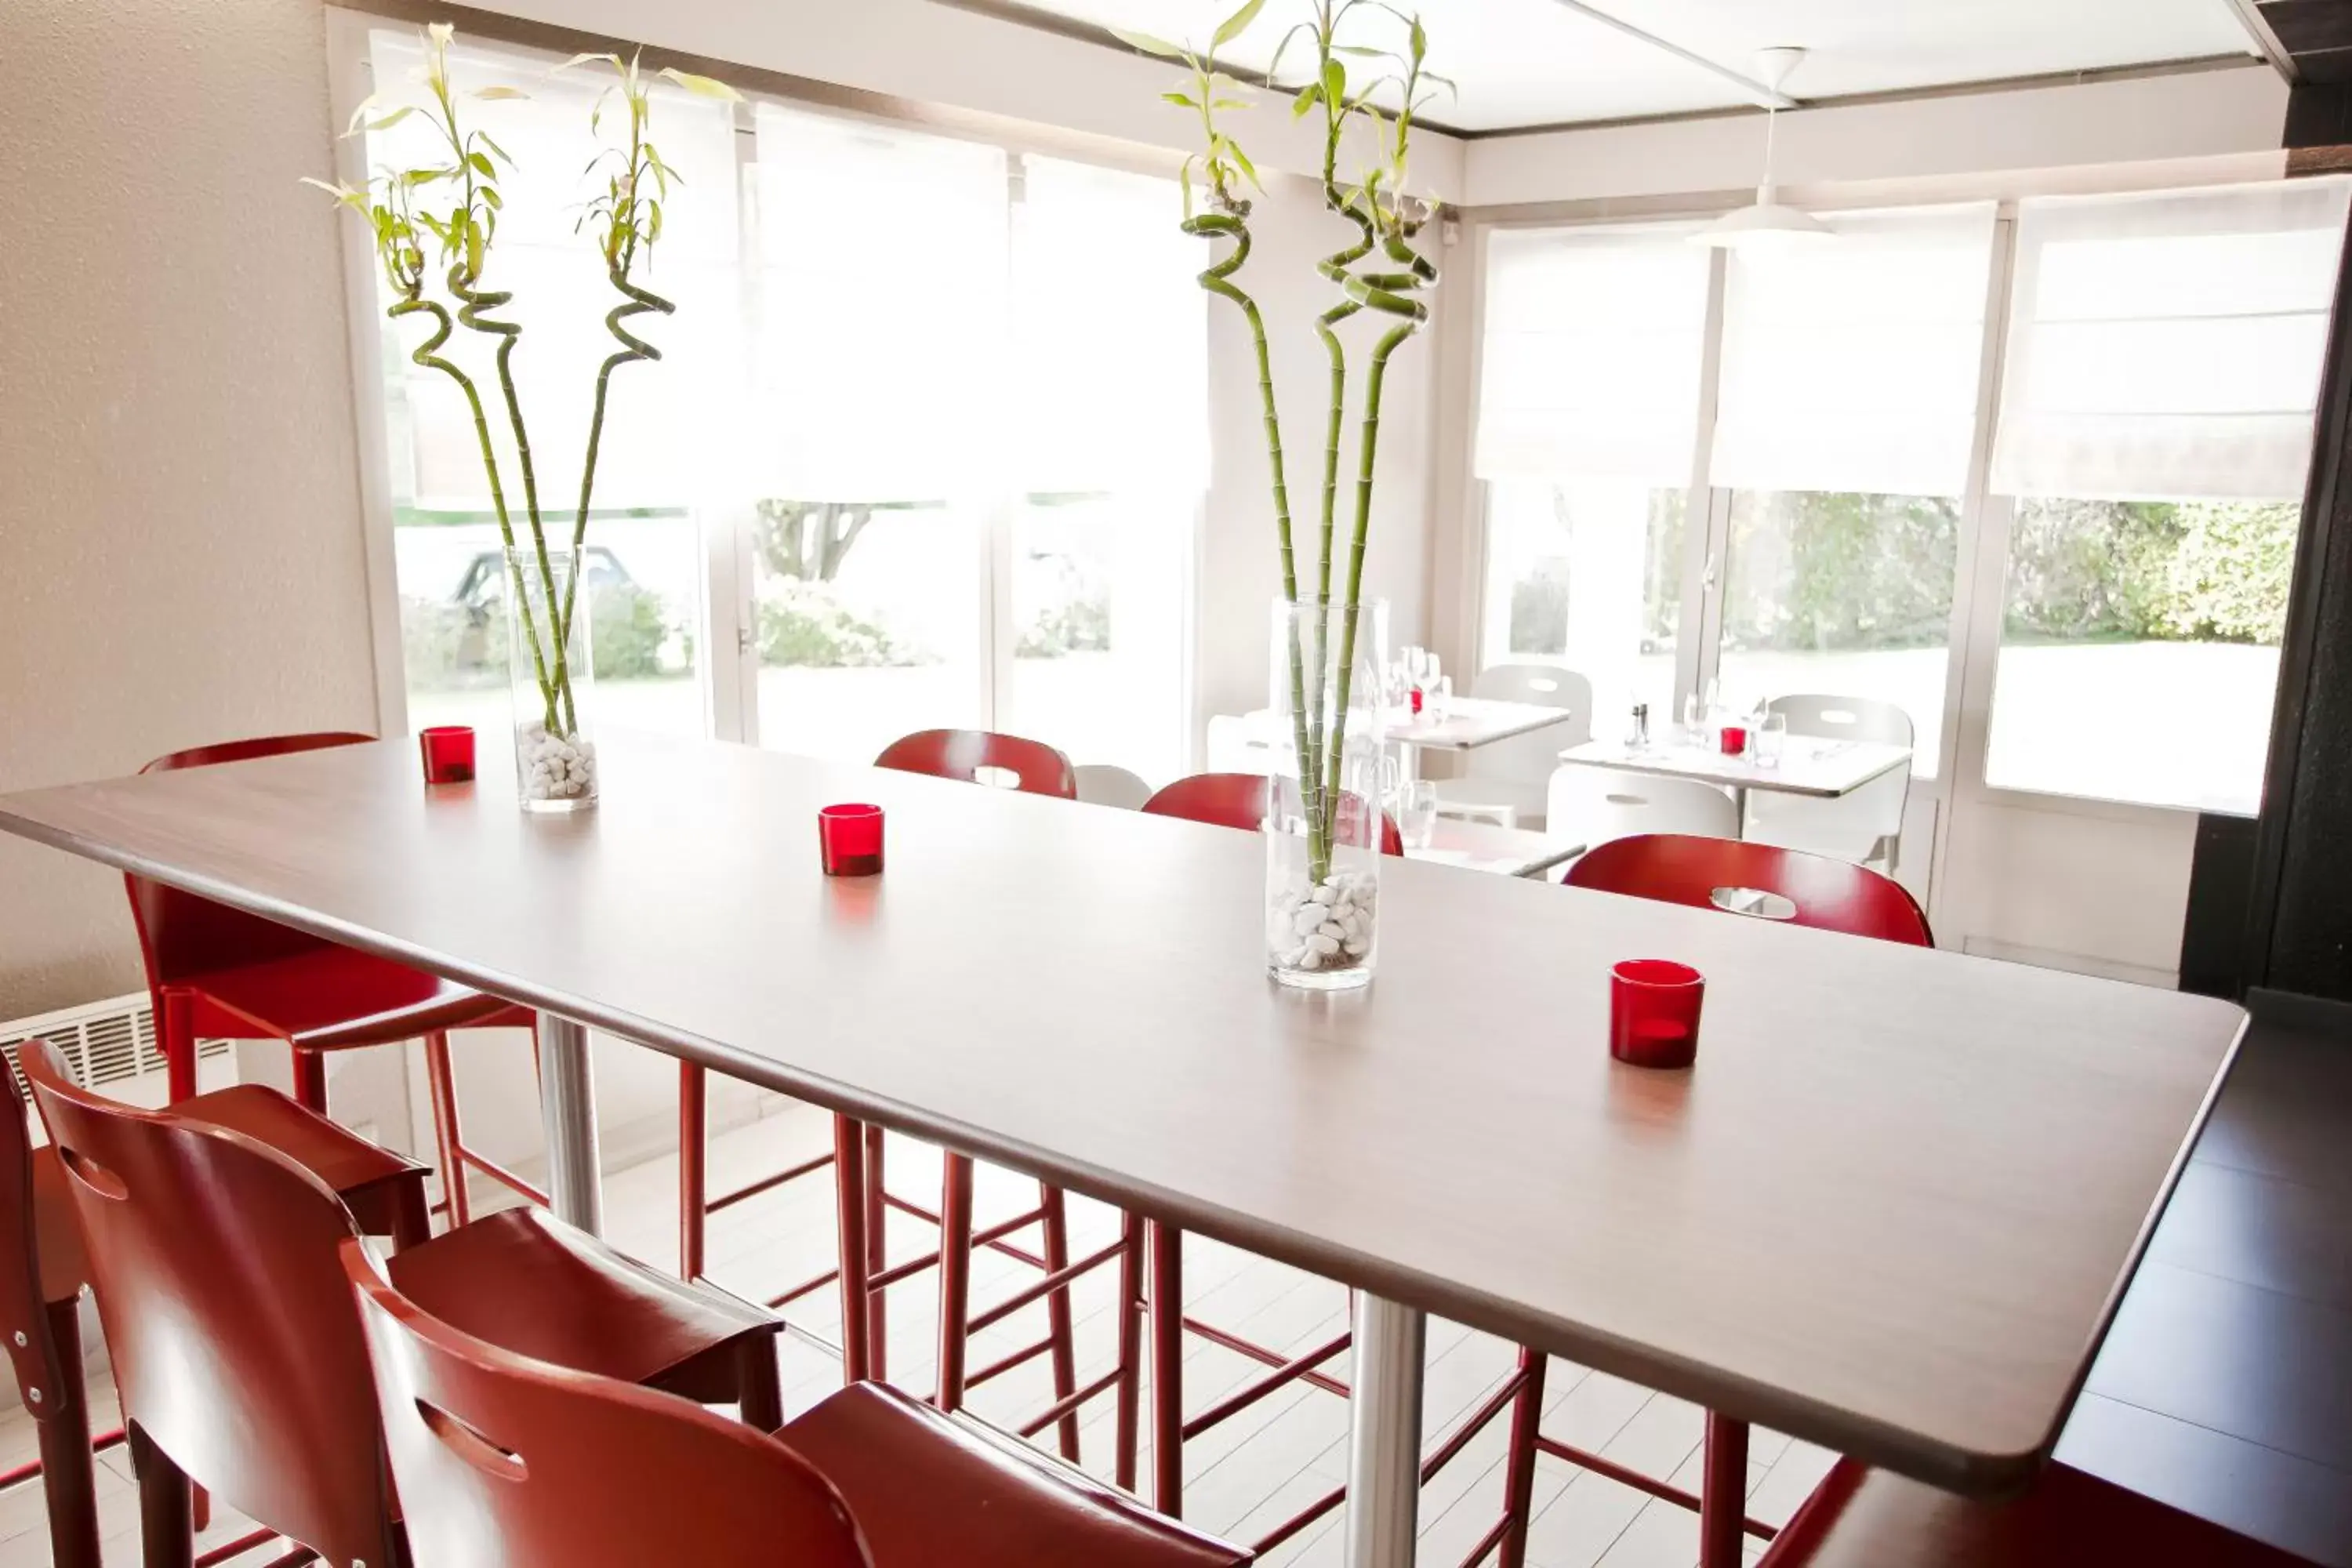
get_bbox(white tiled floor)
[0,1097,1838,1566]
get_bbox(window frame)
[1456,192,2311,843]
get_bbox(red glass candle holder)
[1610,959,1704,1069]
[419,726,476,785]
[1718,724,1749,757]
[818,804,885,877]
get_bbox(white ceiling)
[998,0,2265,132]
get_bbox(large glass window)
[1475,224,1709,728]
[358,37,1205,776]
[1708,207,1995,776]
[1984,182,2351,812]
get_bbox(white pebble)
[1307,932,1341,956]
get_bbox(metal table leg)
[535,1013,603,1234]
[1344,1293,1425,1568]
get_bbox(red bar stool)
[22,1040,785,1568]
[1140,774,1501,1555]
[1455,834,1940,1568]
[678,728,1139,1482]
[1757,1456,2309,1567]
[1563,832,1933,944]
[347,1234,1251,1566]
[0,1042,441,1566]
[132,732,547,1226]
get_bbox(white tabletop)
[1414,818,1586,880]
[1559,735,1911,800]
[1244,696,1575,754]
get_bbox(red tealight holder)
[1610,959,1704,1069]
[418,726,476,785]
[1718,724,1749,757]
[818,803,885,877]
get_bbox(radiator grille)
[0,993,230,1094]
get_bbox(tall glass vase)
[1265,596,1388,989]
[504,546,597,813]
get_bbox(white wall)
[0,0,381,1020]
[1464,63,2288,209]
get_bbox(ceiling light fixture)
[1693,47,1832,250]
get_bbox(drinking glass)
[1682,691,1705,746]
[1756,712,1789,768]
[1399,780,1439,851]
[1610,959,1704,1069]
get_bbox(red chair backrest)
[873,730,1078,799]
[1565,833,1933,946]
[20,1042,397,1567]
[1141,773,1404,857]
[343,1239,869,1567]
[0,1061,67,1426]
[127,732,376,984]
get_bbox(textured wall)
[0,0,379,1018]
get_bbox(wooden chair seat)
[780,1381,1249,1566]
[387,1205,780,1408]
[1759,1457,2310,1568]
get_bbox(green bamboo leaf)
[1332,45,1386,57]
[1229,140,1261,190]
[1212,0,1266,49]
[1292,81,1321,118]
[464,217,484,277]
[467,151,495,178]
[1323,58,1346,103]
[557,52,620,73]
[472,85,530,101]
[1411,14,1428,61]
[1211,99,1251,111]
[659,67,743,100]
[480,186,503,210]
[1162,92,1200,108]
[1109,27,1185,59]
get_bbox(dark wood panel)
[0,735,2245,1496]
[2263,0,2352,60]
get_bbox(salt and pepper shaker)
[1628,703,1650,749]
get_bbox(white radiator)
[0,992,232,1106]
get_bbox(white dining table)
[1415,817,1584,880]
[1558,735,1911,822]
[1244,696,1578,779]
[0,732,2243,1568]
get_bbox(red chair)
[1467,833,1940,1567]
[873,728,1079,797]
[1139,771,1405,855]
[346,1238,1252,1566]
[0,1051,445,1566]
[1139,773,1512,1553]
[677,728,1139,1486]
[22,1040,785,1568]
[132,732,546,1226]
[1757,1456,2310,1567]
[1563,833,1934,946]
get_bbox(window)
[745,107,1204,778]
[368,31,739,744]
[1984,181,2352,812]
[356,34,1205,779]
[1475,224,1709,727]
[1709,207,1995,778]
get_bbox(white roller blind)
[1013,157,1207,494]
[1991,180,2352,503]
[1474,223,1711,485]
[1711,204,1996,496]
[752,106,1008,502]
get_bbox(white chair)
[1432,665,1593,831]
[1745,694,1914,872]
[1205,714,1276,776]
[1545,764,1737,852]
[1073,764,1152,811]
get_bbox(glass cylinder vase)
[504,546,597,813]
[1265,596,1388,990]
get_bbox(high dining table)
[1559,732,1912,824]
[0,732,2244,1568]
